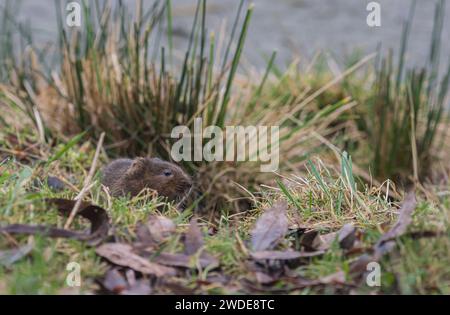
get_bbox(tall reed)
[357,0,450,183]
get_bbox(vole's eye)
[163,169,173,177]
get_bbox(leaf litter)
[251,201,289,251]
[0,241,34,267]
[0,191,428,294]
[95,243,177,277]
[350,191,418,278]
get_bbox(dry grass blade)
[64,132,105,229]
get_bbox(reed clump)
[0,0,354,212]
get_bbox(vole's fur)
[101,157,192,201]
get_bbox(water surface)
[4,0,450,69]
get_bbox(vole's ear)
[150,157,163,163]
[147,157,164,170]
[125,157,148,177]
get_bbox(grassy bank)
[0,126,448,294]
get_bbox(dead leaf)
[370,191,417,259]
[316,232,337,250]
[159,278,196,295]
[349,254,373,275]
[0,242,34,267]
[318,224,357,251]
[47,176,66,192]
[251,201,289,251]
[318,271,347,285]
[290,271,349,290]
[297,224,357,252]
[121,280,152,295]
[101,268,152,295]
[152,252,219,269]
[184,217,204,255]
[250,250,325,261]
[96,243,176,277]
[254,272,275,284]
[298,230,321,251]
[337,224,357,249]
[350,192,417,278]
[376,192,417,248]
[0,199,110,246]
[136,215,176,245]
[102,269,128,294]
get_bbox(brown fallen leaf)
[182,218,220,270]
[250,250,325,261]
[0,242,34,267]
[316,232,337,249]
[375,192,417,253]
[136,215,176,246]
[159,278,197,295]
[152,252,219,269]
[254,271,275,285]
[121,280,152,295]
[251,201,289,251]
[102,269,128,294]
[298,230,321,251]
[318,224,357,251]
[96,243,176,277]
[349,254,374,276]
[337,224,358,249]
[242,273,350,293]
[0,199,110,246]
[350,191,417,277]
[318,271,347,285]
[184,217,204,255]
[289,271,349,290]
[101,268,152,295]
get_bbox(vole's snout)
[184,176,193,189]
[179,174,193,193]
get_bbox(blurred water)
[3,0,450,69]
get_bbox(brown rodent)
[101,157,192,201]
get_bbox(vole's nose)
[182,175,193,189]
[177,176,193,195]
[185,176,193,187]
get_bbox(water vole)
[101,157,192,201]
